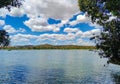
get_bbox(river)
[0,50,120,84]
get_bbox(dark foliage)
[0,30,10,47]
[78,0,120,63]
[0,0,23,10]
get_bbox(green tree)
[78,0,120,63]
[0,0,22,10]
[0,30,10,46]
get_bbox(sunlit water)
[0,50,120,84]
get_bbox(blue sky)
[0,0,102,46]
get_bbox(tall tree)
[78,0,120,63]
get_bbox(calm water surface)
[0,50,120,84]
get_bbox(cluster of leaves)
[0,30,10,47]
[78,0,120,62]
[78,0,120,23]
[0,0,23,10]
[94,20,120,59]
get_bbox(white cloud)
[0,0,79,20]
[38,33,76,41]
[0,0,101,46]
[69,14,103,29]
[3,25,26,33]
[0,20,5,26]
[3,25,17,33]
[37,32,95,45]
[57,20,69,27]
[0,8,9,18]
[64,28,79,33]
[69,14,90,26]
[9,7,25,17]
[76,39,95,46]
[75,31,83,37]
[10,30,98,46]
[24,17,60,32]
[23,0,79,19]
[82,29,101,38]
[37,28,101,43]
[10,34,38,45]
[11,33,37,40]
[18,28,26,32]
[77,14,90,22]
[22,0,80,32]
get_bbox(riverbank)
[1,44,96,50]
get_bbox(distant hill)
[1,44,96,50]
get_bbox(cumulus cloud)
[82,29,101,38]
[23,0,79,19]
[24,17,60,32]
[69,14,103,29]
[64,27,79,33]
[37,32,96,45]
[38,33,76,41]
[0,0,102,46]
[9,7,25,17]
[10,33,38,45]
[11,33,37,40]
[3,25,17,33]
[3,25,26,33]
[0,20,5,26]
[22,0,80,32]
[57,19,69,27]
[75,31,83,36]
[69,14,90,26]
[76,39,95,46]
[11,33,77,45]
[18,28,26,32]
[0,8,9,18]
[37,28,100,42]
[10,28,99,46]
[0,0,78,19]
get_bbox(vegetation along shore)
[0,44,96,50]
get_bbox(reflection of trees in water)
[111,72,120,84]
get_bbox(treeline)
[1,44,96,50]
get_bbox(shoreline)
[1,45,96,50]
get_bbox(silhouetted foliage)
[0,30,10,47]
[0,0,23,10]
[78,0,120,63]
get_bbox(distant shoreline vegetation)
[0,44,96,50]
